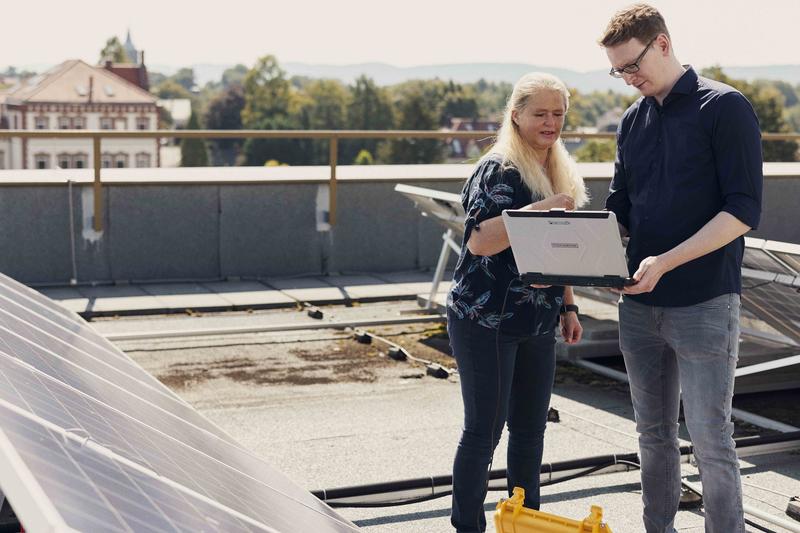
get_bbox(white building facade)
[0,60,159,170]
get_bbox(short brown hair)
[599,3,670,47]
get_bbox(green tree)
[387,86,445,164]
[574,140,617,162]
[701,66,798,161]
[99,37,128,63]
[204,85,245,165]
[242,115,311,166]
[180,110,209,167]
[152,79,193,99]
[240,55,312,165]
[159,107,174,128]
[344,75,394,163]
[473,79,513,121]
[786,105,800,134]
[757,79,800,108]
[441,82,480,125]
[565,89,631,131]
[241,55,292,128]
[171,68,197,92]
[221,64,248,89]
[295,79,350,164]
[148,71,167,87]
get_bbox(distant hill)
[278,62,800,92]
[723,65,800,85]
[16,61,800,93]
[284,62,633,93]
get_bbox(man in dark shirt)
[599,4,762,533]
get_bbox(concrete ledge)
[2,163,798,284]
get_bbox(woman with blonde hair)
[447,72,588,532]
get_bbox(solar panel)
[394,183,464,235]
[0,278,234,443]
[395,183,464,309]
[762,240,800,275]
[744,237,800,277]
[0,273,358,532]
[740,279,800,346]
[741,238,800,345]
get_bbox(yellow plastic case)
[494,487,613,533]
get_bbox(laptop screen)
[502,209,629,281]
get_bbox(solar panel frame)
[0,400,269,533]
[0,272,360,532]
[0,369,358,531]
[395,183,465,235]
[740,280,800,346]
[0,278,182,393]
[763,239,800,274]
[0,349,356,529]
[0,274,243,444]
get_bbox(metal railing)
[1,129,798,231]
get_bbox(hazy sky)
[3,0,798,72]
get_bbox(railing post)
[329,135,338,226]
[93,135,103,231]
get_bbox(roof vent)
[75,85,88,96]
[104,85,115,97]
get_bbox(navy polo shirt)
[606,67,763,307]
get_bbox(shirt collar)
[645,65,697,107]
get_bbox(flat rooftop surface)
[88,300,800,533]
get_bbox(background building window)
[136,117,149,130]
[58,117,71,129]
[34,116,49,130]
[34,154,50,169]
[135,153,151,168]
[115,118,127,130]
[0,150,5,169]
[101,154,113,168]
[114,153,128,168]
[57,153,71,168]
[74,153,88,169]
[72,117,85,130]
[100,117,113,130]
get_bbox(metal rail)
[2,129,797,231]
[102,314,446,342]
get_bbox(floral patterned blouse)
[447,154,564,336]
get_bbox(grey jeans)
[619,293,744,533]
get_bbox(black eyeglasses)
[608,37,657,78]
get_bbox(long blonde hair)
[486,72,588,207]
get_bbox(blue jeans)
[619,293,744,533]
[447,310,556,533]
